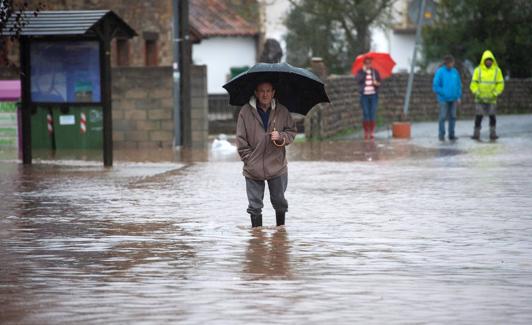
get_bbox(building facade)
[2,0,260,94]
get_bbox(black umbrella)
[222,62,330,116]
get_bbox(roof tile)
[190,0,259,38]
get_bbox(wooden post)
[100,20,113,166]
[20,37,32,164]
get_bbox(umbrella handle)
[272,127,285,147]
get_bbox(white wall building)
[193,38,257,94]
[189,0,259,94]
[372,0,418,72]
[373,30,416,73]
[261,0,290,59]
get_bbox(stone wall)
[112,67,174,149]
[189,65,209,149]
[42,0,174,67]
[306,73,532,139]
[112,65,209,149]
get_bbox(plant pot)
[392,122,411,138]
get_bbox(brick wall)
[305,73,532,139]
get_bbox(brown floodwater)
[1,120,532,324]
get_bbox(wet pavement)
[1,114,531,324]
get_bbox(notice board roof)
[1,10,136,39]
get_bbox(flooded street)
[1,115,532,324]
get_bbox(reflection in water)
[244,228,291,280]
[0,163,198,324]
[1,125,532,324]
[363,140,378,161]
[287,139,458,162]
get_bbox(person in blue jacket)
[432,55,462,141]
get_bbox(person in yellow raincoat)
[469,50,505,140]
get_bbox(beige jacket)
[236,97,297,180]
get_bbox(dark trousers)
[474,115,496,128]
[245,174,288,216]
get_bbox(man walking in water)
[236,81,297,228]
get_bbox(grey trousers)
[245,173,288,215]
[475,103,497,115]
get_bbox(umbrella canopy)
[351,52,396,79]
[222,62,330,116]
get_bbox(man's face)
[484,59,493,68]
[445,61,454,69]
[255,82,275,108]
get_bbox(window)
[143,31,159,66]
[145,40,158,66]
[116,39,130,66]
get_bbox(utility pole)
[402,0,426,118]
[172,0,191,148]
[180,0,191,148]
[172,0,181,147]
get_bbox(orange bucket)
[392,122,411,138]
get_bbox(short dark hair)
[443,55,454,64]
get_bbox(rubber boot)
[489,115,498,140]
[490,127,499,140]
[369,121,375,140]
[363,121,369,140]
[471,127,481,140]
[275,211,285,227]
[472,115,482,140]
[250,214,262,228]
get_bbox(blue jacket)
[432,66,462,103]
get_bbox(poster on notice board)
[30,40,101,103]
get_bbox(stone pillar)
[310,57,328,81]
[189,65,208,149]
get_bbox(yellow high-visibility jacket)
[470,50,504,104]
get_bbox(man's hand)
[271,130,282,141]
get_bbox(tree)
[422,0,532,78]
[1,0,45,37]
[1,1,44,67]
[284,0,395,74]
